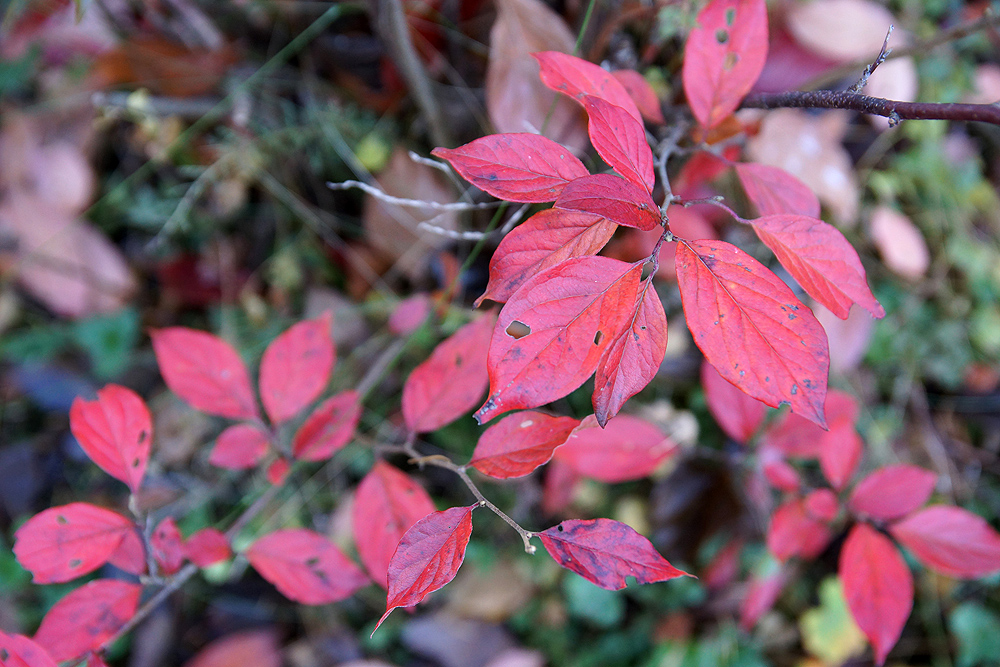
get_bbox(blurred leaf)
[950,603,1000,667]
[1,324,70,363]
[71,307,140,379]
[564,572,624,628]
[799,577,866,665]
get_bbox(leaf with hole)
[259,313,334,424]
[13,503,133,584]
[403,313,495,433]
[431,134,589,203]
[33,580,141,662]
[538,518,687,590]
[375,505,475,633]
[469,411,580,479]
[150,328,258,420]
[682,0,769,128]
[675,240,829,427]
[69,384,152,494]
[555,174,660,231]
[246,529,369,605]
[353,461,437,588]
[475,256,641,424]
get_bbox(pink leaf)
[767,498,832,562]
[151,517,184,575]
[735,162,820,218]
[352,461,437,588]
[804,488,839,523]
[151,328,258,420]
[739,570,787,631]
[403,314,495,433]
[182,630,280,667]
[259,313,335,424]
[0,633,58,667]
[184,528,231,568]
[246,529,369,605]
[555,174,660,231]
[592,278,668,426]
[762,457,801,493]
[265,458,290,486]
[762,389,859,458]
[389,294,432,335]
[890,506,1000,579]
[107,527,146,575]
[611,69,665,124]
[749,214,885,319]
[819,418,863,490]
[291,390,362,461]
[469,411,580,479]
[476,257,641,424]
[33,580,141,662]
[675,239,830,427]
[554,414,675,483]
[582,95,655,191]
[840,523,912,666]
[848,465,937,521]
[14,503,133,584]
[375,506,475,632]
[431,134,589,203]
[210,423,270,470]
[542,458,581,516]
[69,384,151,494]
[533,51,643,124]
[538,518,688,589]
[700,359,768,444]
[682,0,769,128]
[477,208,616,306]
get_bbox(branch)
[848,25,893,94]
[740,91,1000,126]
[327,180,503,211]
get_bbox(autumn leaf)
[184,528,231,568]
[291,390,361,461]
[538,518,688,590]
[735,162,820,218]
[555,174,660,231]
[890,506,1000,579]
[582,95,655,192]
[209,423,270,470]
[848,465,937,521]
[0,632,58,667]
[476,256,641,424]
[33,580,141,662]
[182,630,281,667]
[258,313,335,424]
[469,411,580,479]
[767,498,832,562]
[69,384,152,494]
[675,239,830,427]
[611,69,665,124]
[533,52,643,124]
[555,414,674,483]
[375,505,476,633]
[818,418,863,490]
[700,360,768,444]
[151,517,184,575]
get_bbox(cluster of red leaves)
[702,361,1000,664]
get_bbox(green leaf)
[799,576,867,665]
[950,602,1000,667]
[564,572,624,628]
[71,307,140,379]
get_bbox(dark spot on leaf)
[138,430,148,443]
[791,384,798,395]
[455,355,463,367]
[306,557,320,567]
[640,326,647,331]
[764,376,770,382]
[57,514,68,524]
[716,29,729,44]
[506,321,530,339]
[487,173,498,181]
[594,331,604,345]
[557,525,564,532]
[70,558,82,568]
[726,7,736,25]
[788,313,797,320]
[1,649,9,661]
[133,457,140,467]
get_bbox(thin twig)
[848,25,893,93]
[327,180,503,211]
[407,151,452,175]
[740,91,1000,126]
[417,203,530,240]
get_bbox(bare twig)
[327,180,503,211]
[848,25,893,93]
[417,203,530,240]
[740,92,1000,126]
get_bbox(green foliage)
[950,602,1000,667]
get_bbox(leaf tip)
[372,609,394,637]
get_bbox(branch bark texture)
[741,91,1000,126]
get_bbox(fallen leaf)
[868,205,928,280]
[799,577,867,665]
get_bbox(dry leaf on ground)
[868,205,929,280]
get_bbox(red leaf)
[592,278,668,426]
[582,96,654,192]
[555,174,660,231]
[182,630,280,667]
[184,528,231,568]
[431,134,589,203]
[291,390,361,461]
[0,633,58,667]
[534,51,643,124]
[265,458,290,485]
[611,69,665,124]
[739,570,787,631]
[210,423,270,470]
[389,294,431,335]
[352,461,437,588]
[675,239,830,427]
[749,214,885,319]
[819,418,863,490]
[246,529,369,604]
[848,465,937,522]
[682,0,769,128]
[403,314,495,433]
[69,384,151,494]
[14,503,133,584]
[542,458,581,515]
[804,489,839,523]
[840,523,912,665]
[735,163,820,218]
[476,209,616,306]
[151,517,184,575]
[554,414,675,483]
[767,498,832,562]
[890,506,1000,579]
[762,389,858,458]
[107,527,146,575]
[33,580,141,662]
[538,518,688,590]
[150,328,258,420]
[469,411,580,479]
[259,313,335,424]
[762,457,801,493]
[476,257,642,423]
[702,538,743,591]
[700,359,768,444]
[375,505,475,632]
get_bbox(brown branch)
[741,91,1000,126]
